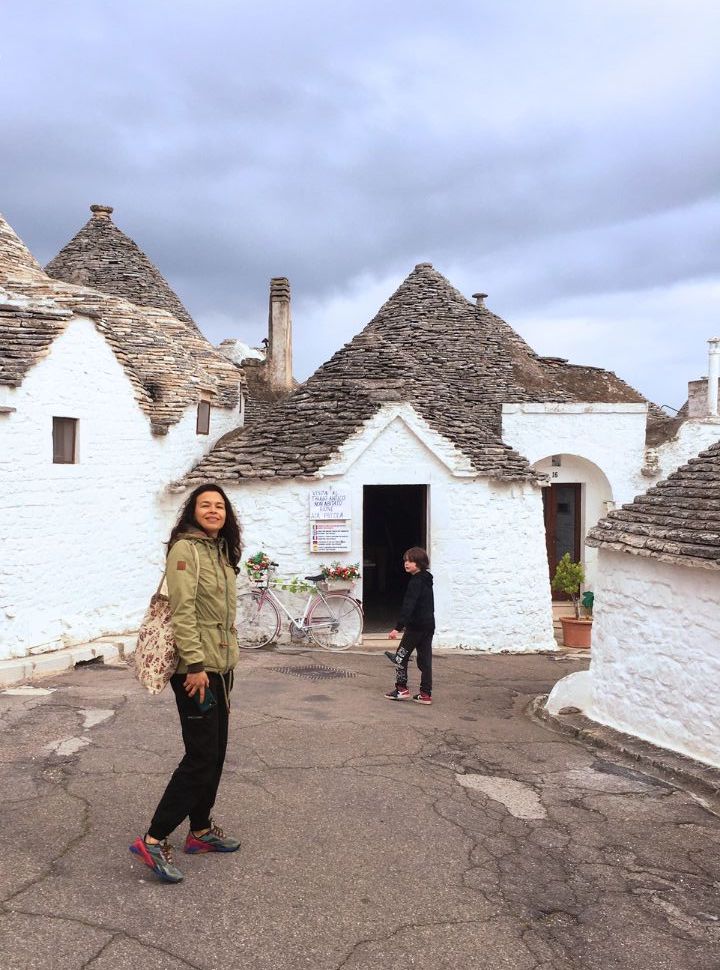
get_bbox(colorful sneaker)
[384,687,411,701]
[413,692,432,705]
[184,821,241,854]
[129,837,184,883]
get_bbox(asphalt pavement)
[1,648,718,970]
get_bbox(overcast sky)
[2,0,719,408]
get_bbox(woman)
[130,483,242,883]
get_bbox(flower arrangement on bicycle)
[245,551,273,583]
[320,562,361,583]
[237,557,364,652]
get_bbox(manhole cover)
[271,664,356,681]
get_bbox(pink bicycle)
[238,563,363,651]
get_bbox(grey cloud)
[2,0,720,405]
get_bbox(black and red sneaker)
[384,687,411,701]
[413,692,432,705]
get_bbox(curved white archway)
[533,452,614,593]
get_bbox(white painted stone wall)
[650,419,720,482]
[502,403,649,590]
[530,453,612,591]
[501,403,649,505]
[0,315,241,660]
[589,548,720,768]
[217,405,557,651]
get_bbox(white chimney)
[267,277,293,394]
[708,337,720,416]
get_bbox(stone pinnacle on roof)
[45,204,200,330]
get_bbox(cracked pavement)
[1,651,718,970]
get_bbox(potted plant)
[552,553,592,649]
[319,562,361,590]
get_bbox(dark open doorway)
[362,485,428,631]
[542,483,582,600]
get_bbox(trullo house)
[178,262,719,648]
[0,206,254,662]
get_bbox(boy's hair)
[403,546,429,570]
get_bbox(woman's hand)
[184,671,210,702]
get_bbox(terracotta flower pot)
[560,616,592,649]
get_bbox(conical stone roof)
[0,213,44,281]
[0,211,242,430]
[184,262,651,485]
[587,439,720,569]
[45,204,198,330]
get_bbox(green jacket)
[166,530,239,675]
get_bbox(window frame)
[196,400,211,435]
[52,416,78,464]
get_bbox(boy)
[384,547,434,705]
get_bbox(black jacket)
[396,570,435,631]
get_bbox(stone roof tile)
[0,212,242,432]
[45,204,199,330]
[187,262,644,485]
[587,439,720,569]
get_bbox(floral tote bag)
[133,547,199,695]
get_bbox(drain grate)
[271,664,356,681]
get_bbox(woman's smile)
[195,492,227,536]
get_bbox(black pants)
[395,626,433,695]
[148,671,233,841]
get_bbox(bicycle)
[237,563,364,651]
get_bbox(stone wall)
[589,548,720,767]
[219,406,557,651]
[0,316,240,659]
[651,419,720,482]
[501,403,649,504]
[501,403,648,590]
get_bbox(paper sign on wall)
[309,486,351,552]
[309,487,351,521]
[310,521,351,553]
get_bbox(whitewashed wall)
[531,453,612,591]
[651,419,720,482]
[501,403,649,504]
[502,403,649,590]
[217,405,557,651]
[590,549,720,767]
[0,315,241,660]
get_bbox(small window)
[53,417,78,464]
[196,401,211,435]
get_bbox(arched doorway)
[533,453,614,596]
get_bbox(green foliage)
[271,576,315,594]
[551,553,586,619]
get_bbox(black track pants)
[395,626,434,695]
[148,671,232,840]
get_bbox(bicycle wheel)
[237,590,281,649]
[308,593,363,651]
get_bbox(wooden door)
[542,483,581,599]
